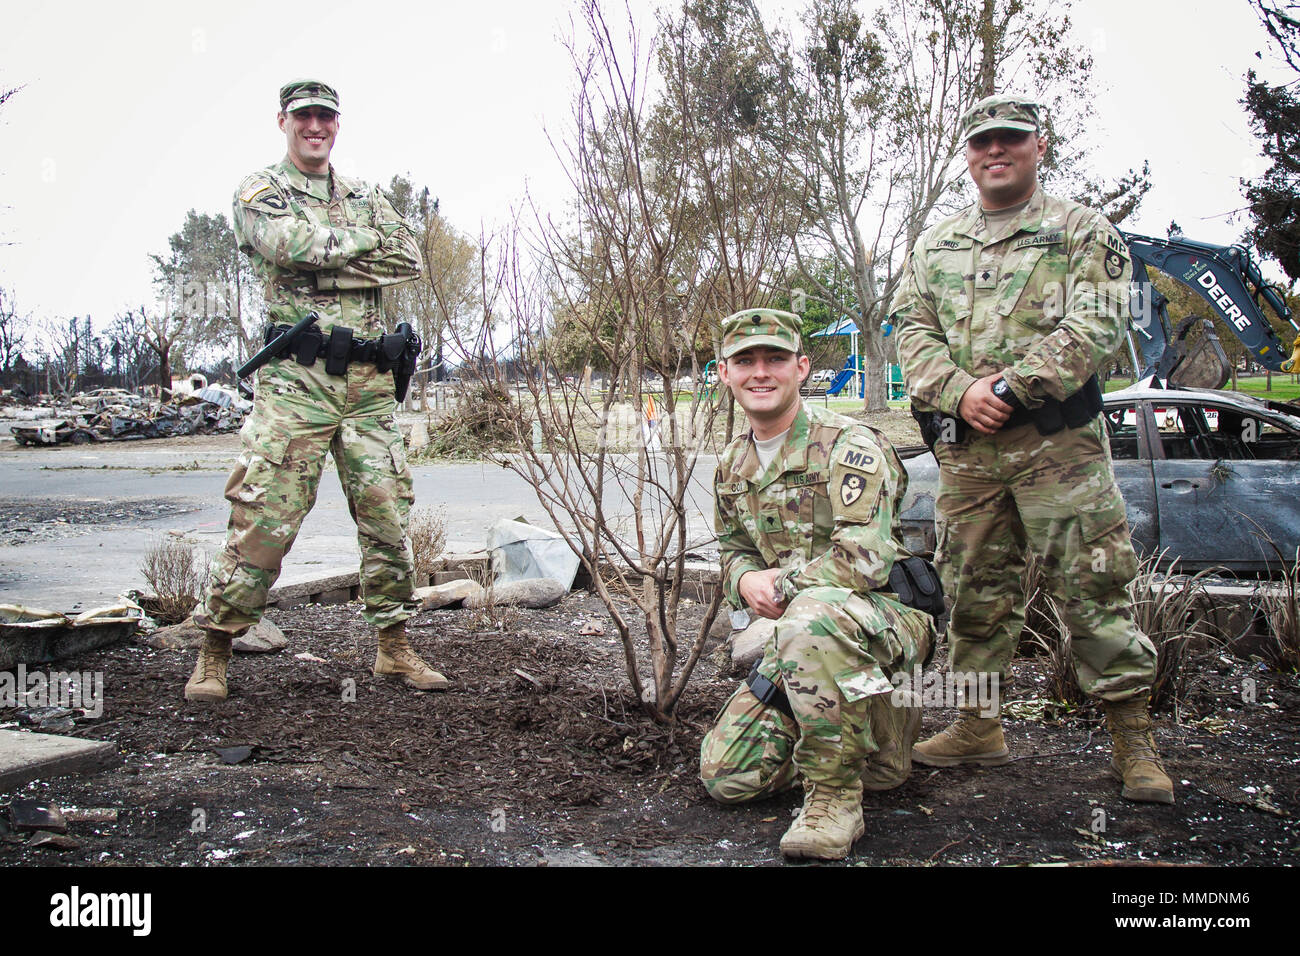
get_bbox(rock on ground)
[708,610,736,642]
[463,577,568,610]
[144,617,287,653]
[413,579,483,610]
[730,617,775,673]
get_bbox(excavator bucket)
[1167,316,1231,390]
[1282,334,1300,375]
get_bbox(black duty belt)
[262,322,409,375]
[910,374,1103,448]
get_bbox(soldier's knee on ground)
[701,768,780,805]
[699,685,798,805]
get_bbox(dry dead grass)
[408,505,448,583]
[1259,546,1300,672]
[139,536,210,625]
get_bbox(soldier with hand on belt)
[699,308,940,861]
[891,94,1174,804]
[185,79,446,702]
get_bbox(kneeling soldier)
[700,309,939,861]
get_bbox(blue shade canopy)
[810,317,858,337]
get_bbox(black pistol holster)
[911,403,968,452]
[376,322,421,403]
[745,664,795,722]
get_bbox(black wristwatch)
[991,377,1024,411]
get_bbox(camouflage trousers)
[194,358,418,636]
[934,417,1156,702]
[699,586,934,804]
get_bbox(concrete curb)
[0,729,120,792]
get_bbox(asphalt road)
[0,432,716,612]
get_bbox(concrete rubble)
[0,600,144,670]
[465,577,569,610]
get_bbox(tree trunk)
[158,343,171,392]
[977,0,998,97]
[863,326,890,412]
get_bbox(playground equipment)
[825,354,863,396]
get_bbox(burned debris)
[4,384,250,446]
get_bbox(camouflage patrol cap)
[279,79,340,114]
[961,95,1042,141]
[720,308,802,359]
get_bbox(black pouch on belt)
[294,327,323,366]
[884,556,945,619]
[1060,374,1104,428]
[325,325,353,375]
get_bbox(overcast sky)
[0,0,1292,328]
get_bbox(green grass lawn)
[1105,374,1300,402]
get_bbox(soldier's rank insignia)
[840,472,866,507]
[1105,251,1124,279]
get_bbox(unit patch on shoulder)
[1102,230,1128,255]
[1104,250,1125,279]
[839,472,868,507]
[828,434,885,521]
[258,193,287,211]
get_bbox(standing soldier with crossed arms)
[186,80,446,702]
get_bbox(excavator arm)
[1120,231,1300,376]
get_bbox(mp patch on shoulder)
[829,434,884,521]
[1101,229,1129,279]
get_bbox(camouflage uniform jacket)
[891,186,1131,413]
[715,402,909,609]
[233,156,423,336]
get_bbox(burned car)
[898,383,1300,575]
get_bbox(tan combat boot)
[911,708,1010,767]
[373,623,449,691]
[184,632,233,702]
[1105,696,1175,804]
[862,690,923,791]
[780,779,866,861]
